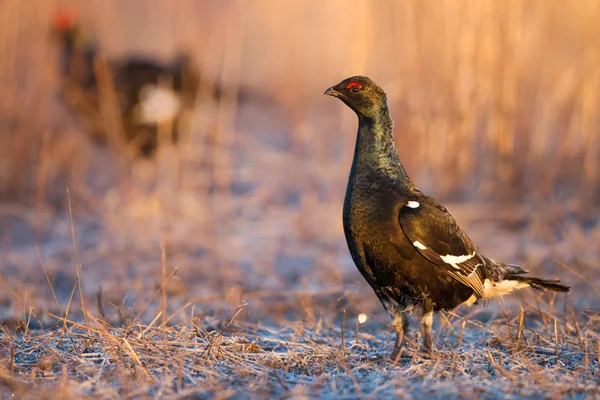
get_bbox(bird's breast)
[343,178,406,254]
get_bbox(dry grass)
[1,0,600,398]
[1,306,599,398]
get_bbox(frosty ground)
[1,198,598,398]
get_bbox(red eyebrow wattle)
[346,82,362,89]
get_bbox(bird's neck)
[352,106,412,184]
[60,29,98,86]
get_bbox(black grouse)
[324,76,570,359]
[53,9,201,157]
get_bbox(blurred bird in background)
[52,8,202,158]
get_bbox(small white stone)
[413,240,427,250]
[407,201,420,208]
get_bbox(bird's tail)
[503,274,570,293]
[481,258,570,299]
[498,262,528,275]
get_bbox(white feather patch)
[462,294,478,307]
[407,201,420,208]
[482,279,529,299]
[440,252,476,269]
[421,312,433,327]
[413,240,427,250]
[133,84,182,124]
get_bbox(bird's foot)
[419,329,435,356]
[416,344,436,360]
[390,345,438,362]
[389,339,414,362]
[389,347,405,362]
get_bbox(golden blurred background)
[1,0,599,323]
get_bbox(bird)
[324,76,570,360]
[52,9,201,158]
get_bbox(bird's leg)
[390,312,409,361]
[420,312,433,352]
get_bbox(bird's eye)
[346,82,362,92]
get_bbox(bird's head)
[324,76,388,119]
[53,9,78,31]
[51,9,84,47]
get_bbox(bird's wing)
[398,199,486,299]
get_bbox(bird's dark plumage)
[325,76,569,359]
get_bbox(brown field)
[1,0,599,398]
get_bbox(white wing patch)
[413,240,427,250]
[440,252,476,269]
[407,201,420,208]
[133,84,182,124]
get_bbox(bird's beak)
[324,87,340,97]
